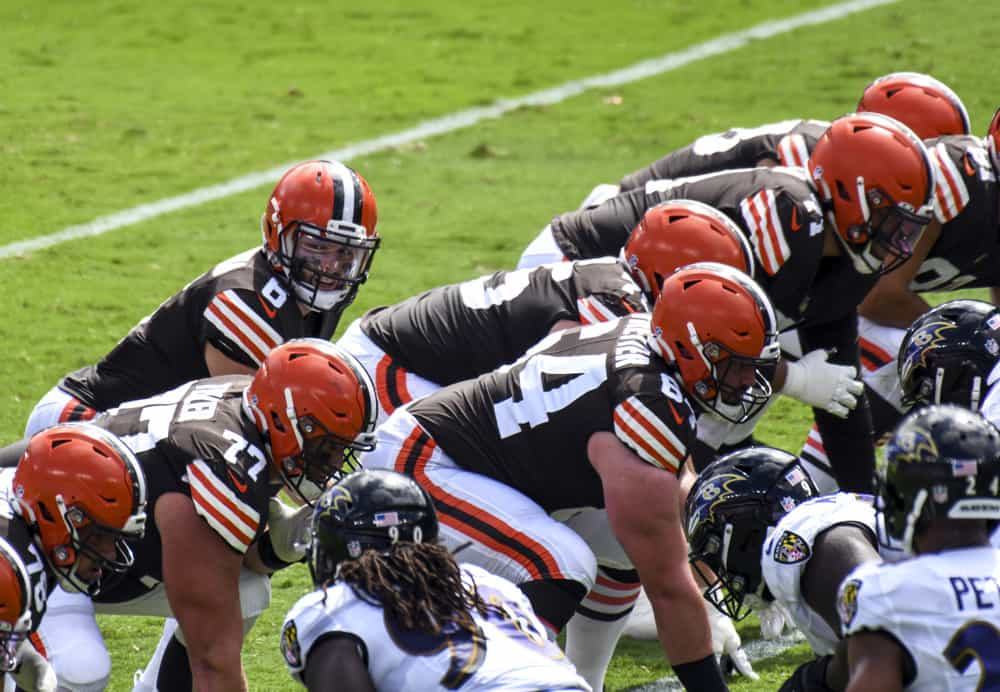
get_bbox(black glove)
[777,655,834,692]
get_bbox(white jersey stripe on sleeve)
[742,191,788,276]
[217,290,283,347]
[777,134,809,168]
[930,143,969,223]
[205,304,266,366]
[613,396,685,471]
[187,460,260,553]
[576,296,620,325]
[205,290,282,365]
[757,190,791,270]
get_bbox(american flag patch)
[784,466,806,486]
[373,511,401,527]
[951,459,978,477]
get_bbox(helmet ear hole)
[836,179,853,202]
[269,411,287,434]
[674,341,694,360]
[36,501,55,524]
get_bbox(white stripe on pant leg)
[419,461,597,589]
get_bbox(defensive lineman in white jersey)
[839,405,1000,691]
[281,469,590,692]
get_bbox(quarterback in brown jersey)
[25,340,377,692]
[339,199,754,425]
[361,263,781,691]
[24,159,380,438]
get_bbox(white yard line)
[1,0,897,260]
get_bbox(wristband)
[258,532,299,571]
[673,653,728,692]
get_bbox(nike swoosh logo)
[790,206,802,232]
[227,468,249,494]
[964,154,976,177]
[668,401,685,426]
[257,293,278,319]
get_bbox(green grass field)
[3,0,999,688]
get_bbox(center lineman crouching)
[362,262,781,692]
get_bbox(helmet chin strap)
[832,230,882,275]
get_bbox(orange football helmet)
[857,72,971,139]
[13,424,147,596]
[262,160,380,312]
[808,113,935,275]
[243,338,378,503]
[987,107,1000,171]
[650,262,780,423]
[622,200,754,300]
[0,538,32,672]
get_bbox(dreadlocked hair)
[333,542,492,636]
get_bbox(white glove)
[11,640,58,692]
[780,349,864,418]
[267,497,313,563]
[757,599,794,640]
[706,605,759,681]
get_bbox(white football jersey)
[840,546,1000,691]
[967,377,1000,549]
[761,492,904,655]
[281,563,591,691]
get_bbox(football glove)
[757,599,794,640]
[267,497,312,564]
[780,349,863,418]
[11,640,57,692]
[706,605,758,681]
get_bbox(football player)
[685,446,908,692]
[360,262,781,691]
[897,299,1000,419]
[803,111,1000,488]
[23,159,379,437]
[529,113,936,494]
[339,199,754,425]
[517,72,967,270]
[0,423,147,692]
[840,405,1000,691]
[28,339,377,692]
[281,469,592,691]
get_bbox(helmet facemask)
[832,183,930,275]
[49,498,143,596]
[279,220,380,312]
[278,411,372,505]
[692,336,778,424]
[689,508,771,621]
